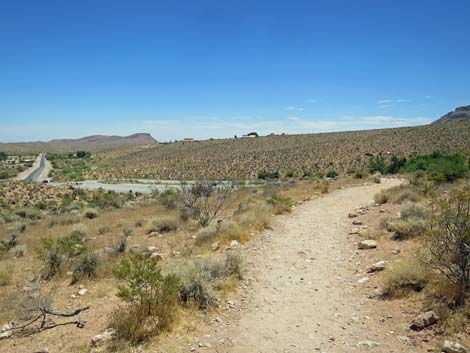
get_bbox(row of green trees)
[369,152,469,182]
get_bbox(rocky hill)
[432,105,470,124]
[0,133,156,154]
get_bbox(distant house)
[183,138,195,142]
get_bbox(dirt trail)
[204,179,405,353]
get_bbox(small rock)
[357,277,369,284]
[391,248,401,254]
[78,288,88,296]
[442,340,468,353]
[397,335,412,345]
[227,240,240,249]
[0,330,12,340]
[357,340,380,350]
[348,213,358,218]
[368,261,386,273]
[150,252,164,260]
[352,220,363,225]
[358,240,377,250]
[410,311,438,331]
[211,242,220,251]
[349,228,360,235]
[91,328,116,347]
[146,246,157,253]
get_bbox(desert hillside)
[0,133,156,154]
[92,121,470,180]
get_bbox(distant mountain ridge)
[0,133,156,154]
[432,105,470,124]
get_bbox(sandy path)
[203,179,404,353]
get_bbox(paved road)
[25,154,46,182]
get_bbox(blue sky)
[1,0,469,142]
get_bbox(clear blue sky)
[1,0,469,142]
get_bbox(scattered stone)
[352,220,363,225]
[410,311,438,331]
[211,242,220,251]
[146,246,157,253]
[150,252,164,260]
[0,330,12,340]
[227,240,240,250]
[78,288,88,296]
[349,228,360,235]
[391,248,401,254]
[357,340,380,350]
[91,328,116,347]
[397,335,412,345]
[368,261,386,273]
[357,277,369,284]
[358,240,377,250]
[348,213,358,218]
[442,340,468,353]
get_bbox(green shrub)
[386,218,427,240]
[83,208,98,219]
[258,170,280,180]
[15,208,43,220]
[98,226,110,235]
[326,170,338,178]
[267,194,293,214]
[225,252,244,279]
[113,253,180,342]
[159,189,180,209]
[72,253,98,284]
[0,266,13,286]
[381,259,429,297]
[145,217,178,234]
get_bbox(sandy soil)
[188,178,429,353]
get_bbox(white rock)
[358,240,377,249]
[91,328,116,347]
[78,288,88,296]
[368,261,386,272]
[211,242,220,251]
[442,340,468,353]
[0,330,12,340]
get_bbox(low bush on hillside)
[267,194,293,214]
[258,170,280,180]
[386,203,428,240]
[180,181,238,226]
[145,217,178,234]
[111,253,180,342]
[36,231,88,279]
[83,208,98,219]
[173,253,244,310]
[381,259,429,297]
[425,188,470,305]
[159,189,180,209]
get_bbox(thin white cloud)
[305,98,317,103]
[285,106,304,111]
[287,116,299,121]
[377,98,411,105]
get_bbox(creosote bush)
[159,188,180,210]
